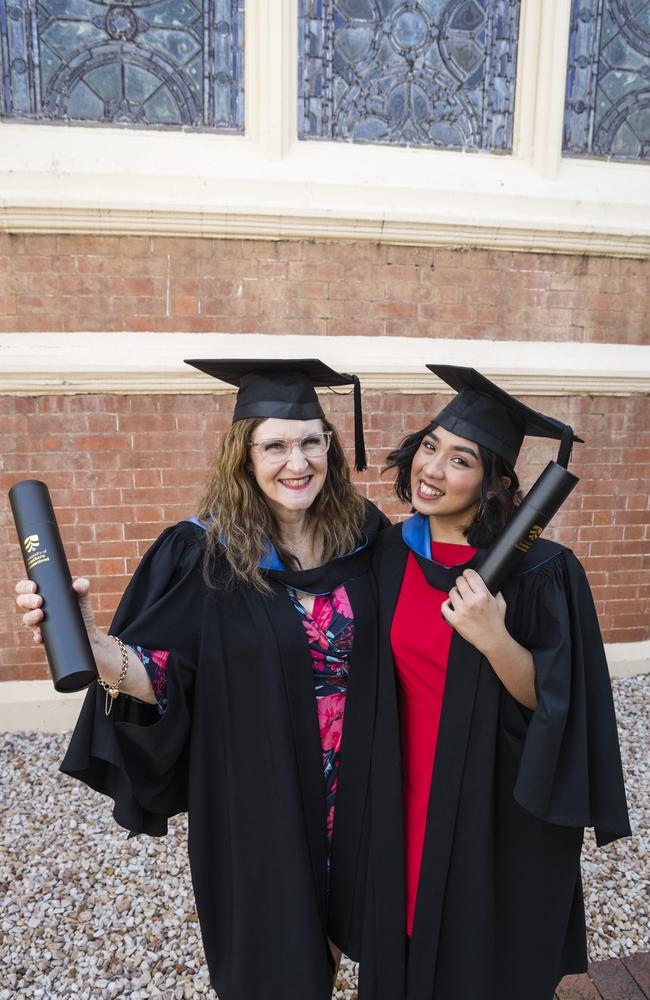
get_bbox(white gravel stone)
[0,676,646,998]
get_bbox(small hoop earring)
[476,501,486,522]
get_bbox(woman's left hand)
[441,568,508,654]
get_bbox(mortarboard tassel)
[349,375,367,473]
[557,424,575,469]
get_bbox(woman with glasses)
[15,359,387,1000]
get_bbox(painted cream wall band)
[1,334,649,396]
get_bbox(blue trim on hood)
[185,516,287,570]
[401,513,431,559]
[259,543,286,571]
[185,516,209,530]
[264,535,370,580]
[185,516,367,575]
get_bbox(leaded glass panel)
[298,0,522,153]
[0,0,245,131]
[564,0,650,161]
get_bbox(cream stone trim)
[2,198,648,257]
[0,0,648,255]
[606,641,650,679]
[1,333,649,396]
[247,0,296,160]
[0,681,85,733]
[512,0,542,167]
[517,0,573,178]
[3,643,646,733]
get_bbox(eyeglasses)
[249,431,333,463]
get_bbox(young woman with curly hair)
[361,365,629,1000]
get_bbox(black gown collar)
[263,504,384,595]
[401,513,482,591]
[186,505,384,596]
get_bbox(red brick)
[19,235,59,254]
[611,627,648,641]
[625,494,650,510]
[588,541,614,557]
[581,495,620,511]
[258,260,289,280]
[376,263,420,284]
[376,301,418,319]
[120,236,152,257]
[171,295,199,316]
[507,288,547,309]
[21,662,51,681]
[578,525,625,541]
[432,285,460,305]
[57,235,113,255]
[125,276,156,297]
[612,611,649,629]
[12,256,53,272]
[6,233,644,342]
[75,257,106,274]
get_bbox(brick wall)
[0,233,648,343]
[1,389,648,682]
[1,233,648,682]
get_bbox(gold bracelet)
[97,635,130,716]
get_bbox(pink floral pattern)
[129,645,169,712]
[288,585,354,850]
[332,587,352,618]
[318,692,346,751]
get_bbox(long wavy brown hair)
[196,415,366,593]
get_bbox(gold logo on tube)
[515,524,544,553]
[23,534,40,553]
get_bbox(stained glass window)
[298,0,521,153]
[0,0,245,131]
[564,0,650,161]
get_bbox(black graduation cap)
[184,358,367,471]
[426,365,582,468]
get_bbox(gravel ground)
[1,675,647,999]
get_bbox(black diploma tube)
[9,479,98,693]
[475,461,579,595]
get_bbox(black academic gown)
[61,501,388,1000]
[359,521,630,1000]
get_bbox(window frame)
[0,0,647,256]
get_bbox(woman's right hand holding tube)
[15,578,157,705]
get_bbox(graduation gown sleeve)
[505,545,631,846]
[60,522,204,836]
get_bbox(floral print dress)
[128,583,354,853]
[286,584,354,846]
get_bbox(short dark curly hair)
[384,420,523,547]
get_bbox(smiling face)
[410,425,484,539]
[248,417,328,520]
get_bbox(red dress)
[391,539,477,935]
